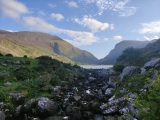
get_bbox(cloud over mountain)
[0,0,29,18]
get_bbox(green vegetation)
[113,72,151,97]
[135,71,160,120]
[0,55,81,106]
[112,39,160,119]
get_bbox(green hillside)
[0,30,98,64]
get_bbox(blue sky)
[0,0,160,59]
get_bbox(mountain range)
[0,30,157,64]
[99,40,156,64]
[0,30,98,64]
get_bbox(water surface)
[80,65,113,69]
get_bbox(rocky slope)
[0,30,98,64]
[100,40,156,64]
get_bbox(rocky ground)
[1,58,160,120]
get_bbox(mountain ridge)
[99,40,156,64]
[0,30,98,64]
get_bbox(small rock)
[4,82,12,87]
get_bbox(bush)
[113,64,125,73]
[0,53,3,56]
[5,53,13,57]
[50,73,62,86]
[14,67,36,81]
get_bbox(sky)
[0,0,160,59]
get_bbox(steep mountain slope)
[0,30,98,64]
[142,38,160,60]
[100,40,156,64]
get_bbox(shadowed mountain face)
[99,40,156,64]
[0,30,98,64]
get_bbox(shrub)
[5,53,13,57]
[0,53,3,56]
[50,73,62,86]
[113,63,125,73]
[14,67,36,81]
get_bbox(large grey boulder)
[120,66,140,81]
[143,58,160,69]
[36,97,59,116]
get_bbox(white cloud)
[85,0,95,3]
[23,16,98,46]
[6,30,17,32]
[114,36,122,40]
[110,24,114,30]
[66,1,78,8]
[38,11,46,16]
[95,0,137,16]
[48,3,56,8]
[144,36,159,41]
[139,21,160,34]
[103,38,109,41]
[61,29,99,45]
[50,13,64,21]
[74,16,109,32]
[0,0,29,18]
[23,16,60,33]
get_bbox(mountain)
[0,30,98,64]
[100,40,156,64]
[142,38,160,60]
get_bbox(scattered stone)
[73,96,81,101]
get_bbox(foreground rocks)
[1,68,141,120]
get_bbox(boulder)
[14,105,22,117]
[126,102,139,117]
[143,58,160,69]
[107,79,117,88]
[141,68,146,73]
[36,97,59,116]
[91,101,100,112]
[45,116,62,120]
[82,111,94,119]
[4,82,12,87]
[22,99,36,113]
[0,111,5,120]
[9,92,25,105]
[105,88,113,96]
[66,106,82,119]
[88,77,96,82]
[73,96,81,101]
[128,93,136,99]
[120,66,140,81]
[94,115,104,120]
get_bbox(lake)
[80,65,113,69]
